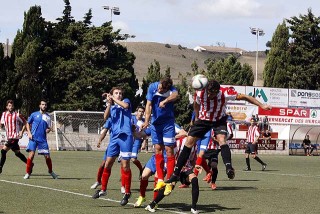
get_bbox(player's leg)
[251,144,267,170]
[167,120,211,183]
[93,140,119,199]
[195,130,211,177]
[210,154,219,190]
[188,173,199,214]
[131,139,143,176]
[151,124,167,191]
[38,141,57,179]
[245,144,251,171]
[11,139,27,164]
[134,164,153,207]
[0,144,10,174]
[145,187,166,212]
[24,140,37,179]
[215,126,234,179]
[91,158,106,189]
[119,133,134,206]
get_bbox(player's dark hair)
[207,80,220,92]
[110,87,123,95]
[160,77,173,91]
[136,105,145,111]
[6,100,14,106]
[39,99,47,104]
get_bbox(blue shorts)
[196,130,211,154]
[144,154,167,175]
[151,122,175,146]
[106,133,133,160]
[103,149,108,161]
[26,139,50,155]
[131,139,142,159]
[145,155,156,174]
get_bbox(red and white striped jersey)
[207,122,233,150]
[1,111,26,139]
[194,87,237,122]
[247,125,260,143]
[207,130,220,150]
[175,137,197,170]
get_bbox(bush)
[165,44,171,48]
[182,54,186,58]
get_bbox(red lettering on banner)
[259,107,309,118]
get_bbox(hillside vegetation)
[123,42,266,85]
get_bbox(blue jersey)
[110,98,132,137]
[146,82,177,125]
[28,111,51,143]
[103,118,112,135]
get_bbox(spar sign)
[246,87,288,107]
[258,107,320,125]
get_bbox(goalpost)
[51,111,105,151]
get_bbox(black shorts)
[189,116,228,139]
[245,143,257,154]
[5,139,20,151]
[203,149,220,163]
[180,169,194,185]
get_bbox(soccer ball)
[192,74,208,90]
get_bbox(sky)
[0,0,320,51]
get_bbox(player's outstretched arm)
[236,93,272,110]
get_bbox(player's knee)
[1,149,7,156]
[210,161,218,169]
[191,177,199,186]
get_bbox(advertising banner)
[246,86,288,107]
[227,139,277,150]
[221,85,246,104]
[258,107,320,125]
[289,89,320,108]
[226,104,257,122]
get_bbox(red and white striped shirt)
[247,125,260,143]
[1,111,26,139]
[194,87,237,122]
[175,137,197,170]
[207,123,233,150]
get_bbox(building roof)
[195,45,246,54]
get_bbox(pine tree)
[263,21,291,88]
[286,8,320,89]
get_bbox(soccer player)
[244,118,267,171]
[167,80,272,184]
[90,118,112,189]
[131,106,147,177]
[0,100,28,174]
[134,124,187,207]
[24,99,58,179]
[142,77,179,195]
[145,136,199,214]
[92,87,133,206]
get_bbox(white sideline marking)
[0,179,187,214]
[240,171,320,178]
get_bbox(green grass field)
[0,151,319,214]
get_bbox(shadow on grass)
[160,202,240,213]
[200,186,257,191]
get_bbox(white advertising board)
[246,86,288,107]
[289,89,320,108]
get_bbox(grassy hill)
[123,42,266,86]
